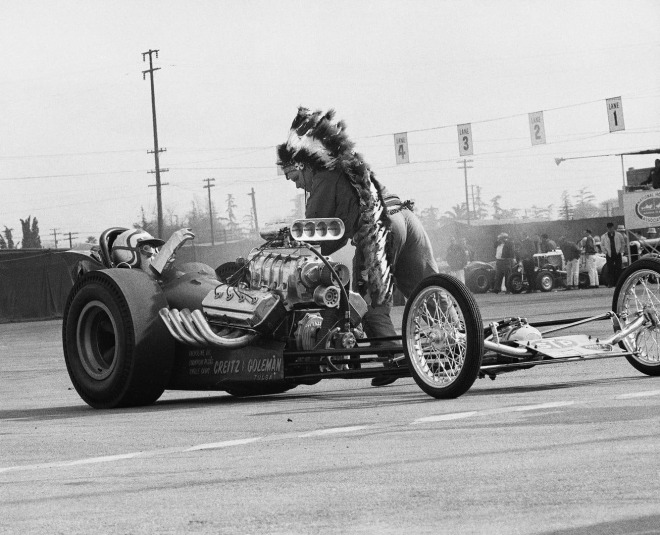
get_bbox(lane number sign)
[394,133,409,164]
[528,111,546,145]
[606,96,625,132]
[457,123,473,156]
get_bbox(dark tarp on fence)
[0,250,102,323]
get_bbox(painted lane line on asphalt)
[0,452,146,473]
[185,437,262,451]
[616,389,660,399]
[412,411,478,424]
[507,401,575,412]
[412,401,575,425]
[299,425,371,438]
[0,440,264,474]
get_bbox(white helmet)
[111,229,165,268]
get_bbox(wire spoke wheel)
[403,275,483,398]
[613,260,660,375]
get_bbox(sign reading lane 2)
[457,123,473,156]
[528,111,546,145]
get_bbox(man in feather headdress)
[277,107,440,386]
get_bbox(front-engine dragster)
[62,220,660,409]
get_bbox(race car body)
[62,220,660,408]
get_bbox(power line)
[142,48,166,239]
[248,187,259,235]
[50,228,59,248]
[64,231,79,248]
[203,178,216,245]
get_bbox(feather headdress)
[277,107,394,305]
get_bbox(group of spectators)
[449,222,629,294]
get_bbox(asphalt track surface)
[2,287,660,534]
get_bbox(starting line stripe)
[2,392,658,475]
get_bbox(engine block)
[246,247,349,309]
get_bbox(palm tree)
[443,203,468,220]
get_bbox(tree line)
[0,216,41,249]
[421,187,618,230]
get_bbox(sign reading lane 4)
[394,132,409,164]
[606,96,625,132]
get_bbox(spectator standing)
[462,237,474,262]
[446,236,468,283]
[520,232,537,293]
[601,222,626,287]
[581,229,599,288]
[559,236,581,290]
[493,232,515,293]
[540,233,557,253]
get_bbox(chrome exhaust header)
[158,308,257,349]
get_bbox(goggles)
[282,162,305,175]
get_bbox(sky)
[1,0,659,247]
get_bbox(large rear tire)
[468,268,491,294]
[612,258,660,376]
[402,275,483,399]
[62,269,174,408]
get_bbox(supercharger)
[159,223,368,353]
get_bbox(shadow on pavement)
[541,514,660,535]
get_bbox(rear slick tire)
[402,274,484,399]
[62,269,174,409]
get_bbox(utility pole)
[458,159,474,225]
[142,49,168,239]
[203,178,216,245]
[248,187,259,236]
[65,232,79,249]
[50,228,59,249]
[470,185,477,220]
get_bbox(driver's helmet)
[111,229,165,268]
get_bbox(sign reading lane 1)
[394,132,409,164]
[606,96,625,132]
[457,123,473,156]
[528,111,546,145]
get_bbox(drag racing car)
[62,219,660,408]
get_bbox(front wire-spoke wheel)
[403,274,483,398]
[612,259,660,375]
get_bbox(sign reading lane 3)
[457,123,473,156]
[606,96,625,132]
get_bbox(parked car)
[507,251,565,293]
[465,261,496,294]
[527,249,607,289]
